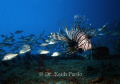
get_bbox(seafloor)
[0,59,120,84]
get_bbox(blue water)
[0,0,120,36]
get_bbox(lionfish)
[49,15,97,54]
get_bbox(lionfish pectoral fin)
[64,28,69,34]
[59,28,66,36]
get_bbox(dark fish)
[11,46,20,51]
[18,35,25,39]
[0,43,13,47]
[30,30,45,47]
[23,38,34,42]
[3,37,15,42]
[39,30,45,37]
[30,34,35,37]
[0,48,5,53]
[1,35,5,37]
[15,30,23,34]
[10,32,14,36]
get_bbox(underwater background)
[0,0,120,84]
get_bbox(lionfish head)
[49,15,97,54]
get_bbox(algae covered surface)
[0,59,120,84]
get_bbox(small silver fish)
[19,48,31,54]
[51,52,61,57]
[22,44,30,49]
[37,49,50,54]
[2,53,18,61]
[98,23,108,31]
[48,40,58,44]
[19,45,31,54]
[39,43,48,47]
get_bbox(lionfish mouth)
[49,15,96,54]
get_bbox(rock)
[92,47,109,60]
[88,76,104,84]
[86,66,94,71]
